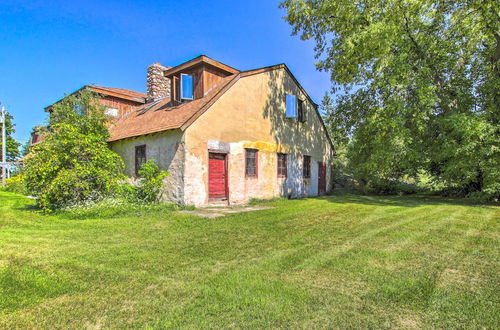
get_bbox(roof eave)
[164,55,239,77]
[90,86,146,103]
[44,85,146,112]
[107,127,182,143]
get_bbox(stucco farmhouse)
[38,55,335,206]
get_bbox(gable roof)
[108,74,239,142]
[45,85,146,111]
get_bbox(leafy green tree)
[282,0,499,199]
[0,110,20,161]
[322,94,353,187]
[23,90,124,210]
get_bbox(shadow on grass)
[14,204,40,212]
[317,192,498,209]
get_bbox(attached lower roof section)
[44,85,146,112]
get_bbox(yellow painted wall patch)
[242,141,290,153]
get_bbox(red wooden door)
[318,162,326,194]
[208,153,228,200]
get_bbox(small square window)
[245,149,258,177]
[277,153,287,178]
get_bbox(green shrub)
[393,182,421,195]
[466,191,499,203]
[34,164,122,210]
[135,159,168,203]
[365,180,421,195]
[438,187,499,203]
[365,180,397,195]
[116,182,138,203]
[3,175,27,194]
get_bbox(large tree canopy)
[281,0,499,198]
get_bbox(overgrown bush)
[98,160,168,205]
[3,175,27,194]
[364,180,397,195]
[466,191,499,203]
[365,180,422,195]
[116,182,138,203]
[23,90,124,211]
[439,186,499,202]
[135,159,169,203]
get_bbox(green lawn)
[0,192,498,328]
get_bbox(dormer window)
[180,74,193,100]
[165,56,238,106]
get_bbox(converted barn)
[41,55,335,206]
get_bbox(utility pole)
[1,105,6,188]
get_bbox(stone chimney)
[146,63,171,102]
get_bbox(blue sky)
[0,0,331,145]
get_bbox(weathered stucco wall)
[109,130,185,204]
[183,68,334,206]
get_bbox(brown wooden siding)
[203,65,230,96]
[101,96,142,118]
[193,66,204,99]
